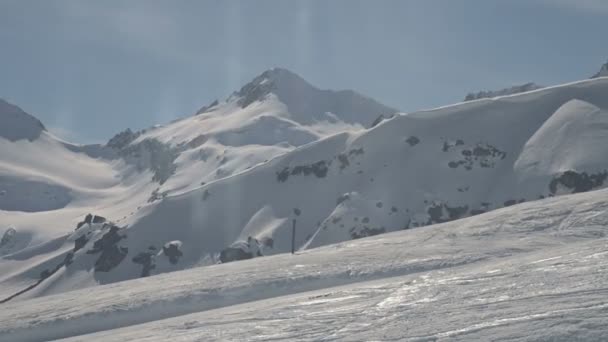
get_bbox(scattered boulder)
[162,241,183,265]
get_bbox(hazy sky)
[1,0,607,143]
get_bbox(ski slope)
[1,187,607,341]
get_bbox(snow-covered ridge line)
[2,187,608,341]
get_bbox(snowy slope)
[2,72,608,305]
[0,69,397,301]
[1,187,608,341]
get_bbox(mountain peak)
[231,67,397,126]
[0,98,46,142]
[234,67,314,108]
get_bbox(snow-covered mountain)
[2,68,608,309]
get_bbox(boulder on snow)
[162,241,183,265]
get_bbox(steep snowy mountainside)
[2,187,608,341]
[2,76,608,303]
[464,82,543,101]
[110,68,397,195]
[0,98,46,142]
[0,68,401,301]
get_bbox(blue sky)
[1,0,607,143]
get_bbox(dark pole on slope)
[291,219,296,254]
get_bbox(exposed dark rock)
[92,215,106,224]
[63,252,74,266]
[119,138,180,185]
[337,153,350,170]
[350,226,386,239]
[86,225,128,272]
[261,237,274,249]
[107,128,141,150]
[0,227,16,248]
[277,160,329,182]
[426,202,469,224]
[504,199,517,207]
[187,134,208,149]
[370,114,386,128]
[195,100,219,115]
[235,72,276,108]
[132,251,156,277]
[470,209,486,216]
[464,83,542,101]
[427,203,445,224]
[406,136,420,147]
[74,235,88,252]
[148,188,169,203]
[591,60,608,78]
[448,161,461,169]
[200,189,211,201]
[277,167,290,182]
[445,204,469,220]
[447,141,506,170]
[549,170,608,195]
[84,214,93,224]
[336,193,350,205]
[348,148,364,156]
[162,241,183,265]
[219,247,253,264]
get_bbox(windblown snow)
[1,66,608,341]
